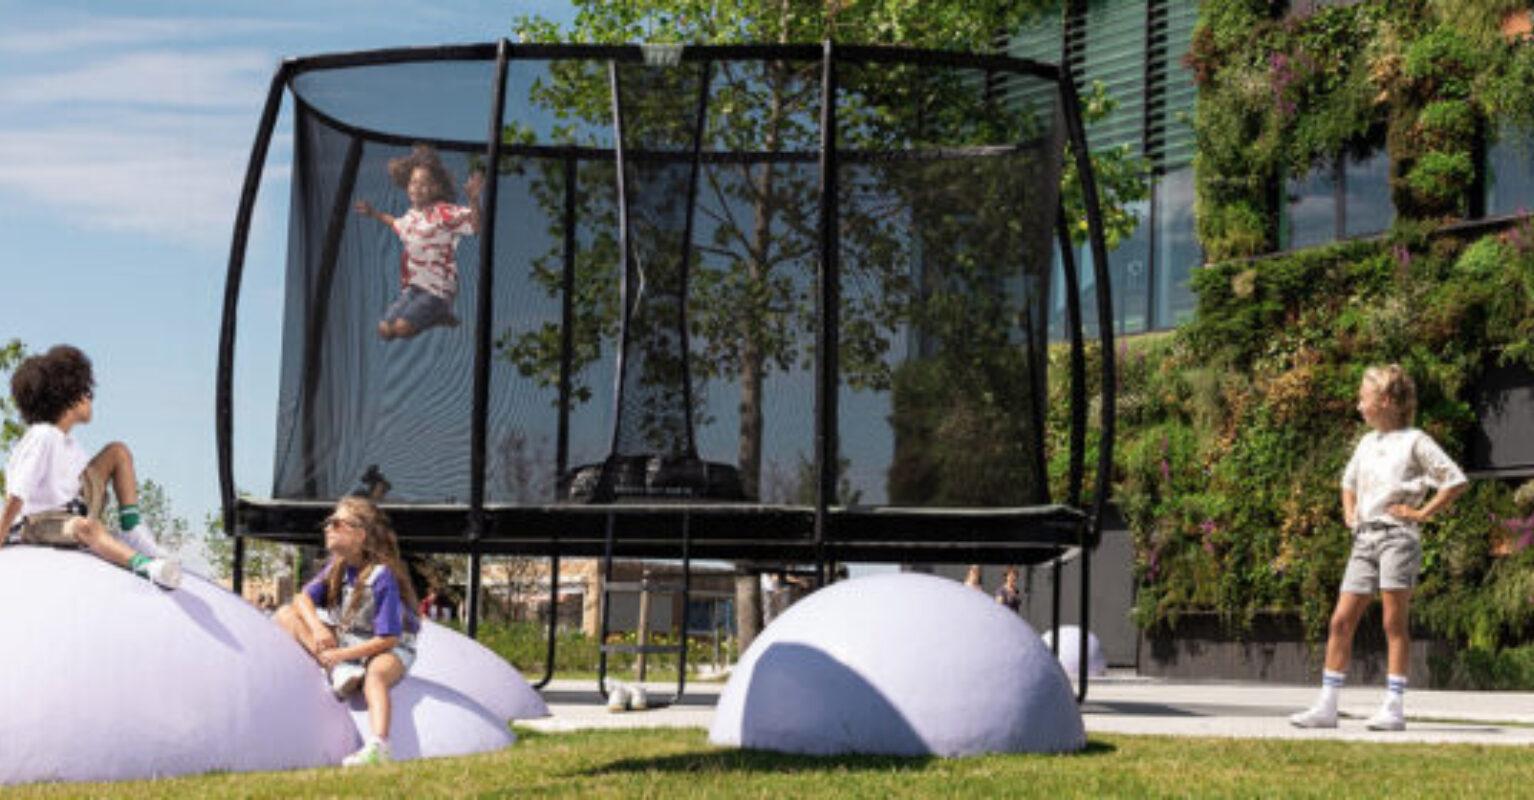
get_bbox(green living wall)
[1072,0,1534,687]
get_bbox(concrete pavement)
[520,674,1534,746]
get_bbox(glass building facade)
[1008,0,1201,337]
[1010,0,1534,336]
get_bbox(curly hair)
[10,344,94,425]
[1363,364,1417,429]
[386,143,457,206]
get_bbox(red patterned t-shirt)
[390,202,475,299]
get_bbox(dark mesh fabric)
[835,61,1064,508]
[269,51,1064,509]
[610,61,708,458]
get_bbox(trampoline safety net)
[268,47,1066,512]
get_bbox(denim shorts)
[1340,523,1421,594]
[339,630,417,672]
[317,608,418,672]
[383,286,456,332]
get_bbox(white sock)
[1318,669,1345,713]
[1385,674,1407,713]
[117,524,165,558]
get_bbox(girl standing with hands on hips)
[274,497,420,766]
[1290,365,1467,732]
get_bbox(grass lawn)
[5,728,1533,798]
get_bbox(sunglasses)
[322,515,364,531]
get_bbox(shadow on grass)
[581,739,1116,777]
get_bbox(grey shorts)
[1340,523,1421,594]
[383,286,456,332]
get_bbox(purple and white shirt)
[304,560,419,642]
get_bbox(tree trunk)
[734,571,764,653]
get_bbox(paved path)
[522,675,1534,746]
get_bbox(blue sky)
[0,1,575,531]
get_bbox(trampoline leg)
[533,552,559,690]
[669,512,691,706]
[1050,556,1061,656]
[232,535,246,597]
[1077,543,1092,704]
[596,513,617,699]
[467,550,482,640]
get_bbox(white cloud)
[0,37,291,250]
[0,15,305,55]
[0,49,274,109]
[0,117,290,249]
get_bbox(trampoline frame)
[217,40,1116,701]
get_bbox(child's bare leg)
[1381,589,1411,678]
[1324,591,1371,672]
[362,653,407,739]
[66,516,136,566]
[85,442,138,508]
[273,605,324,659]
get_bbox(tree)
[507,1,1147,649]
[0,339,29,498]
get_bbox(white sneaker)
[143,557,182,590]
[1288,705,1338,729]
[1365,707,1406,731]
[330,661,366,699]
[342,737,390,767]
[629,685,649,711]
[606,683,631,712]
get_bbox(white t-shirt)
[1341,427,1467,536]
[4,423,90,517]
[390,202,475,300]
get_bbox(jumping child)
[0,345,179,588]
[354,143,483,341]
[1290,364,1467,731]
[275,496,420,767]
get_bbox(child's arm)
[354,200,395,228]
[1388,483,1468,523]
[0,495,21,549]
[291,591,338,652]
[464,170,484,233]
[1342,489,1357,529]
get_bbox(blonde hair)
[1362,364,1416,429]
[325,496,419,622]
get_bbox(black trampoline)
[217,41,1116,701]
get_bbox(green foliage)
[1066,218,1534,664]
[506,1,1147,497]
[467,619,733,676]
[0,339,28,497]
[1189,1,1534,255]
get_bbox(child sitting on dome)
[0,345,179,588]
[354,143,483,341]
[273,496,420,767]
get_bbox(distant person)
[273,496,420,766]
[963,564,984,592]
[354,143,483,341]
[0,345,179,588]
[1290,365,1467,732]
[994,566,1022,613]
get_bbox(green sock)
[120,504,141,531]
[129,553,151,575]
